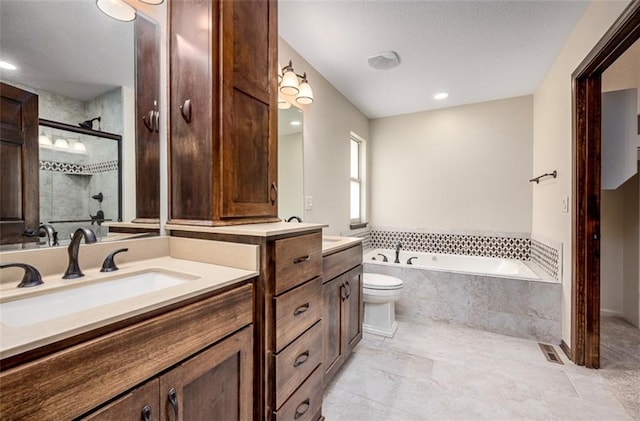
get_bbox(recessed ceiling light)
[290,121,301,126]
[434,92,449,100]
[0,60,17,70]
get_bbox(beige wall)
[601,183,629,317]
[531,0,632,343]
[369,96,533,233]
[278,38,370,235]
[622,171,639,327]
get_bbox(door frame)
[571,0,640,368]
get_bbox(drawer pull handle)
[179,99,192,123]
[293,350,310,367]
[168,387,179,421]
[294,398,310,419]
[293,303,310,316]
[345,280,351,299]
[293,255,311,264]
[142,404,152,421]
[143,110,154,132]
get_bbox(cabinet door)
[219,0,278,220]
[0,82,39,244]
[343,265,364,353]
[322,275,346,384]
[80,378,159,421]
[159,326,253,421]
[169,0,217,222]
[134,14,160,222]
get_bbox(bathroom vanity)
[321,237,364,386]
[165,222,326,421]
[0,237,258,420]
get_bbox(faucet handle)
[0,263,44,288]
[101,248,129,272]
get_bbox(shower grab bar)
[529,170,557,184]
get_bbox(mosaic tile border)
[40,160,119,174]
[531,235,562,281]
[370,229,531,260]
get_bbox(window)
[350,133,366,226]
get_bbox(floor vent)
[539,343,564,364]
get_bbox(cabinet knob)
[141,404,152,421]
[143,110,154,132]
[293,350,310,367]
[167,388,179,421]
[179,99,192,123]
[293,303,310,316]
[294,398,310,419]
[270,182,278,204]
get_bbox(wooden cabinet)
[0,82,39,245]
[322,243,363,386]
[1,283,254,420]
[168,0,279,226]
[172,228,325,420]
[134,14,161,223]
[84,327,253,421]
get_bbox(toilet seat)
[363,273,403,290]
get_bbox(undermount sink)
[0,270,198,327]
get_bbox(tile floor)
[323,316,639,420]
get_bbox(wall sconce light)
[38,129,52,146]
[96,0,136,22]
[54,137,69,149]
[279,60,314,105]
[73,140,87,153]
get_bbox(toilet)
[363,273,404,338]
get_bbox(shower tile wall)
[35,85,123,239]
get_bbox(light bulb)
[280,70,299,96]
[73,140,86,152]
[278,93,291,110]
[96,0,136,22]
[296,80,314,105]
[39,130,52,146]
[54,137,69,149]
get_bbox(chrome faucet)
[286,216,303,222]
[63,227,97,279]
[394,242,402,264]
[38,224,59,247]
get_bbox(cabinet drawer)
[275,321,322,409]
[322,242,363,282]
[275,277,321,352]
[274,366,322,421]
[275,232,322,295]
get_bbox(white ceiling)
[0,0,134,102]
[279,0,591,119]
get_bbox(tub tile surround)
[370,227,563,281]
[364,263,562,343]
[324,319,636,420]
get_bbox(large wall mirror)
[0,1,160,248]
[278,106,305,222]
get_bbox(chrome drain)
[539,343,563,364]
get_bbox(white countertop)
[322,235,363,255]
[0,237,259,359]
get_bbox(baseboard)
[600,308,623,318]
[559,340,572,361]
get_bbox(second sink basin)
[0,270,198,327]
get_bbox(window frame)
[349,132,367,227]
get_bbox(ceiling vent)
[367,51,400,70]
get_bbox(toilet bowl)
[363,273,403,338]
